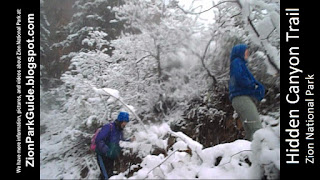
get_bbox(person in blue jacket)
[95,111,131,179]
[229,44,265,140]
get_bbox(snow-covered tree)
[40,0,280,179]
[53,0,124,54]
[114,0,198,82]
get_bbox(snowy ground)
[113,116,280,179]
[40,105,279,179]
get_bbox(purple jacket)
[95,122,124,155]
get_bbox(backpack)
[90,123,113,151]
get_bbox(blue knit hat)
[117,112,129,122]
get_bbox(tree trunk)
[156,45,162,83]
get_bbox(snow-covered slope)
[40,107,279,179]
[113,116,280,179]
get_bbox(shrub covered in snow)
[40,0,280,179]
[112,116,280,179]
[251,115,280,179]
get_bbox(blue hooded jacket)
[229,44,265,101]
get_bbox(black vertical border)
[281,1,318,178]
[10,1,40,178]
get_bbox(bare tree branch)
[143,149,179,179]
[218,150,252,166]
[261,27,277,41]
[234,0,280,74]
[201,36,218,87]
[177,0,238,15]
[135,54,153,64]
[100,88,147,131]
[186,35,218,88]
[247,17,260,38]
[246,16,280,74]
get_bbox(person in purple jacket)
[95,111,130,179]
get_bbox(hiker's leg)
[105,157,115,177]
[232,96,262,141]
[96,154,109,180]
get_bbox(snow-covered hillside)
[114,116,280,179]
[40,0,280,179]
[40,108,279,179]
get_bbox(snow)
[171,131,203,158]
[110,19,118,23]
[104,88,120,98]
[252,115,280,179]
[81,30,109,49]
[116,137,255,179]
[41,0,280,179]
[256,16,274,39]
[270,11,280,34]
[121,123,170,158]
[92,87,120,103]
[112,115,280,179]
[239,0,250,19]
[85,115,97,127]
[126,105,136,113]
[198,140,253,179]
[40,109,101,179]
[41,105,280,179]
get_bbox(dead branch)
[143,149,179,179]
[246,17,280,74]
[177,1,238,15]
[99,88,147,131]
[188,35,218,88]
[234,0,280,74]
[201,36,218,87]
[169,131,204,163]
[218,149,252,166]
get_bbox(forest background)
[40,0,280,179]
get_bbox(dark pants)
[96,154,114,180]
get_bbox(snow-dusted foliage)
[251,115,280,179]
[41,112,280,179]
[40,0,280,179]
[240,0,280,75]
[112,116,280,179]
